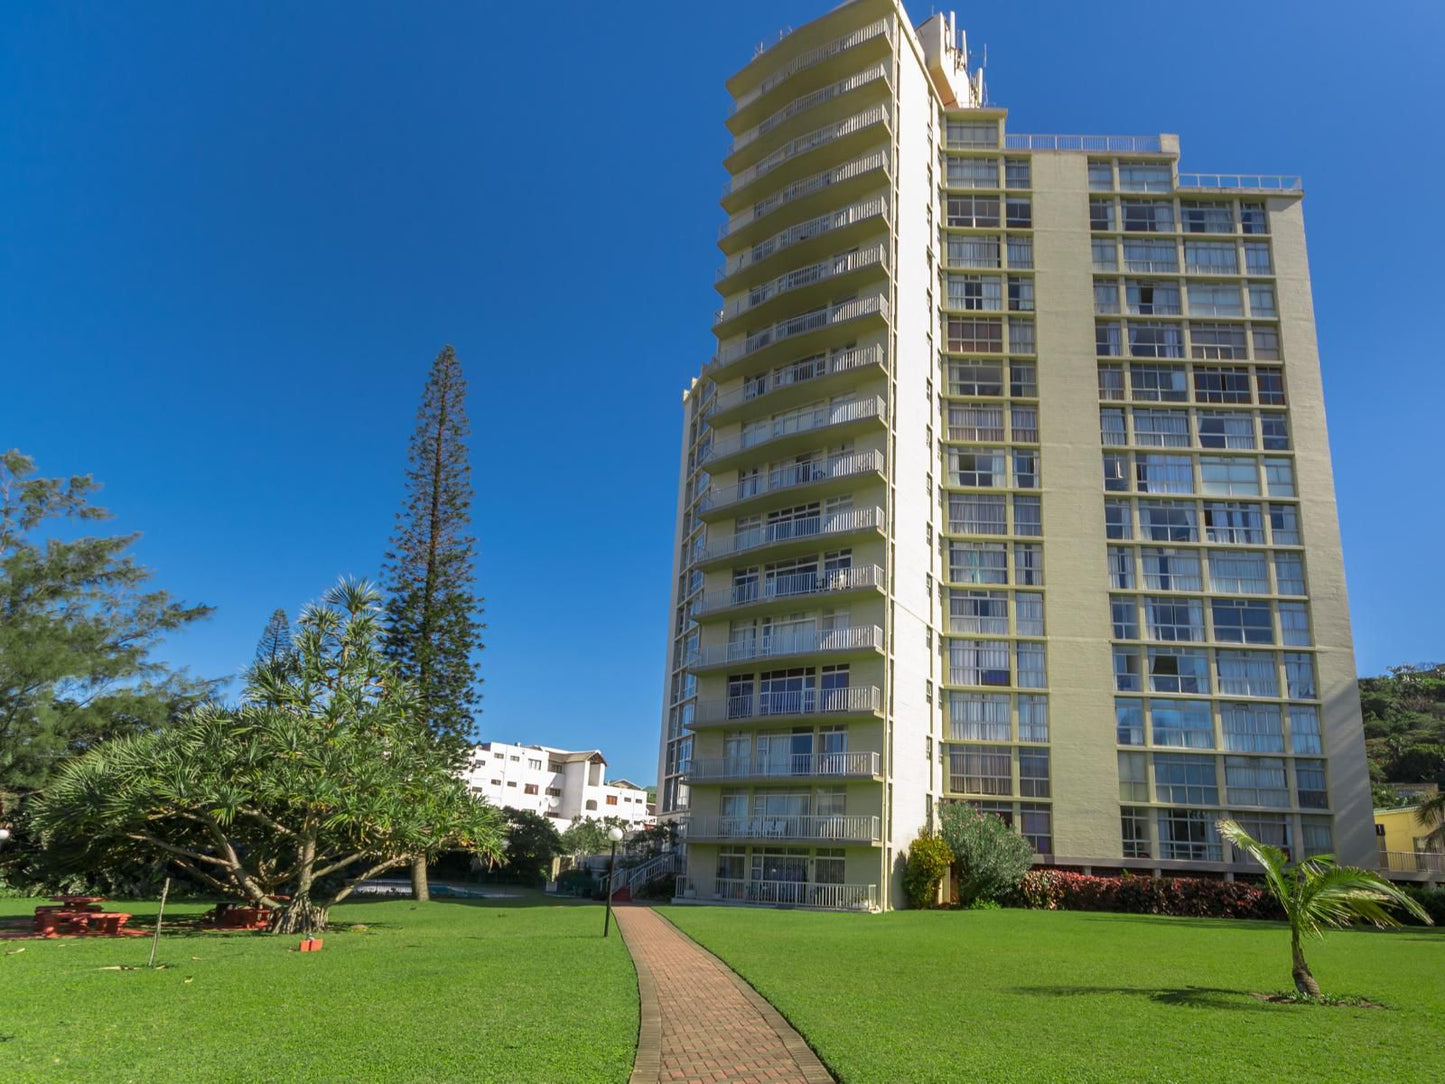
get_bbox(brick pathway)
[614,906,834,1084]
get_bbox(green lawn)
[663,906,1445,1084]
[0,894,637,1083]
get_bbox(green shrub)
[938,803,1034,905]
[1401,884,1445,926]
[903,832,953,909]
[555,869,594,896]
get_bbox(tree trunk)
[411,854,430,902]
[1291,930,1321,996]
[275,898,327,935]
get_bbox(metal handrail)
[694,623,884,667]
[699,450,884,513]
[1379,850,1445,875]
[711,295,889,371]
[721,150,890,241]
[715,245,887,325]
[718,197,889,282]
[682,814,881,843]
[1004,133,1163,153]
[690,563,884,615]
[1177,173,1301,191]
[732,17,894,115]
[694,684,882,726]
[732,63,890,154]
[707,343,885,415]
[701,505,884,562]
[703,396,885,462]
[724,103,891,199]
[683,751,880,781]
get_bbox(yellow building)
[655,0,1375,910]
[1374,805,1444,882]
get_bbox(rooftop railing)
[707,344,886,416]
[718,197,889,282]
[1004,133,1163,153]
[690,562,884,617]
[1177,173,1302,192]
[683,751,881,782]
[694,684,883,726]
[702,395,885,463]
[732,17,894,116]
[701,504,884,563]
[711,295,889,372]
[693,623,884,668]
[724,103,890,199]
[714,245,887,326]
[732,63,889,155]
[720,150,890,241]
[682,814,881,844]
[699,451,884,514]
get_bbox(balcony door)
[759,668,814,717]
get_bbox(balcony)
[707,343,886,425]
[722,103,891,211]
[692,684,883,729]
[714,245,888,332]
[696,504,884,567]
[729,16,895,126]
[718,197,889,289]
[1379,850,1445,879]
[719,150,890,250]
[728,63,890,168]
[1004,133,1163,153]
[690,624,884,671]
[709,294,890,379]
[690,563,885,619]
[701,395,885,471]
[683,751,881,783]
[681,814,881,845]
[1177,173,1302,193]
[680,875,878,912]
[698,450,884,520]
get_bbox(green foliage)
[558,815,629,864]
[903,831,953,909]
[253,607,293,668]
[499,807,563,886]
[555,868,595,896]
[381,346,485,752]
[1401,885,1445,926]
[1358,662,1445,789]
[1216,818,1432,995]
[937,802,1034,905]
[32,579,505,933]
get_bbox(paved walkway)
[614,906,833,1084]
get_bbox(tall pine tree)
[253,608,292,667]
[381,346,486,901]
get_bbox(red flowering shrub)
[1015,869,1283,921]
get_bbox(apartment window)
[1013,543,1044,585]
[1300,816,1332,856]
[1016,592,1045,636]
[948,639,1011,686]
[1181,201,1234,234]
[1152,700,1215,749]
[1118,751,1149,801]
[946,317,1004,353]
[950,448,1006,488]
[1123,239,1178,273]
[1005,198,1032,228]
[1118,162,1171,192]
[1139,501,1198,542]
[1111,595,1139,639]
[951,590,1009,634]
[1122,199,1174,232]
[1184,241,1238,274]
[1010,362,1038,398]
[1141,547,1202,591]
[1215,650,1279,698]
[1099,364,1125,401]
[1135,454,1193,494]
[545,786,562,797]
[949,744,1012,795]
[948,235,1003,269]
[1116,699,1144,745]
[605,794,618,805]
[1260,415,1289,450]
[1114,647,1143,691]
[1013,450,1040,489]
[493,752,504,760]
[1020,804,1052,854]
[1147,646,1210,693]
[1252,327,1281,360]
[947,121,999,149]
[1265,459,1296,497]
[1092,239,1119,271]
[1133,408,1190,446]
[948,273,1004,311]
[1289,706,1323,754]
[1122,807,1151,857]
[1100,409,1127,446]
[1244,242,1272,274]
[1204,501,1265,544]
[1008,276,1035,312]
[1019,749,1050,797]
[949,542,1008,584]
[1016,642,1047,688]
[1010,405,1039,442]
[1005,157,1031,188]
[1240,203,1267,234]
[1006,235,1034,269]
[1018,695,1049,741]
[1279,602,1311,646]
[489,778,501,786]
[1268,503,1301,545]
[1104,499,1133,540]
[1129,323,1185,359]
[1273,553,1306,595]
[1295,759,1328,809]
[1090,198,1115,230]
[1159,808,1222,861]
[1153,753,1219,804]
[1194,365,1252,404]
[1087,160,1115,190]
[949,360,1005,397]
[1012,495,1042,536]
[1209,550,1269,593]
[1247,283,1277,317]
[1126,280,1182,316]
[949,494,1007,535]
[1108,546,1135,589]
[1144,597,1205,642]
[1199,458,1259,497]
[1130,363,1187,401]
[1190,323,1248,360]
[1285,653,1317,699]
[1096,321,1123,357]
[1095,283,1121,317]
[1212,598,1274,644]
[1187,282,1243,317]
[949,693,1011,741]
[1008,317,1036,353]
[524,783,539,795]
[1220,701,1285,753]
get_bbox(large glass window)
[948,640,1011,686]
[1151,700,1214,749]
[1220,702,1284,753]
[1212,598,1275,644]
[1154,754,1219,804]
[949,744,1012,795]
[948,693,1011,741]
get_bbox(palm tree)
[1415,791,1445,850]
[1216,819,1432,996]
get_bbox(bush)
[633,874,677,901]
[904,832,954,909]
[1015,869,1284,920]
[555,869,594,897]
[1400,884,1445,926]
[938,803,1034,905]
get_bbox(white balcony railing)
[1379,850,1445,875]
[699,450,884,513]
[1004,133,1163,153]
[732,63,889,155]
[724,103,890,199]
[682,814,881,844]
[732,17,895,116]
[695,684,882,726]
[694,624,883,668]
[700,505,884,563]
[707,344,885,416]
[715,245,887,326]
[702,396,884,464]
[1177,173,1302,192]
[718,197,889,282]
[712,295,889,372]
[684,751,880,782]
[709,877,878,911]
[720,150,890,241]
[691,562,883,617]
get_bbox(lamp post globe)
[603,826,625,937]
[608,827,624,843]
[0,828,10,842]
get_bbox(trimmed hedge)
[1015,869,1284,920]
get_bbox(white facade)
[464,740,655,832]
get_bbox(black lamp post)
[603,825,624,937]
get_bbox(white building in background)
[463,740,655,832]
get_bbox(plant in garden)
[1216,818,1432,996]
[34,579,505,933]
[903,831,953,909]
[1415,790,1445,849]
[559,816,629,866]
[499,808,564,886]
[938,802,1034,906]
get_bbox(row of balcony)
[699,445,883,514]
[692,685,884,728]
[690,563,885,618]
[677,875,879,912]
[718,196,889,286]
[681,814,881,845]
[719,149,890,245]
[709,295,890,377]
[730,16,894,118]
[698,504,884,566]
[683,751,881,783]
[706,343,886,422]
[729,62,889,161]
[700,395,885,469]
[689,624,884,671]
[723,103,891,206]
[713,244,887,330]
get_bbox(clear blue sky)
[3,2,1442,783]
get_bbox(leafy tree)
[253,608,293,668]
[904,831,954,909]
[560,816,629,866]
[1358,662,1445,788]
[499,807,563,886]
[33,580,505,933]
[1416,792,1445,850]
[381,346,486,900]
[1216,819,1431,996]
[0,450,213,805]
[938,802,1035,906]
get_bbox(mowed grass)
[0,894,637,1083]
[663,905,1445,1084]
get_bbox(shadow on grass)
[1072,913,1286,932]
[1011,984,1272,1011]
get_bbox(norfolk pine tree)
[253,607,293,668]
[381,346,486,901]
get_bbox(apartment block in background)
[465,741,655,832]
[654,0,1373,911]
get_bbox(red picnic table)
[33,897,133,937]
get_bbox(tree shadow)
[1011,984,1273,1012]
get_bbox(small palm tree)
[1216,819,1432,996]
[1415,792,1445,849]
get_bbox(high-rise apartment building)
[654,0,1373,911]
